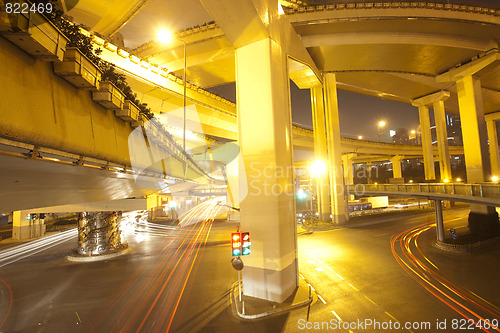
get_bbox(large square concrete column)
[323,73,347,224]
[236,37,298,302]
[12,210,45,240]
[433,97,452,181]
[437,53,500,239]
[413,92,451,180]
[342,153,355,201]
[417,105,436,180]
[485,113,500,178]
[311,87,330,220]
[390,155,404,179]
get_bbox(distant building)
[391,128,409,144]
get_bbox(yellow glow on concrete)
[158,29,173,44]
[311,160,327,177]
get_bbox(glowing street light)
[492,176,499,182]
[311,160,327,177]
[358,135,363,140]
[158,29,188,152]
[377,120,386,142]
[157,29,173,44]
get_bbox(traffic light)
[241,232,250,256]
[26,214,31,220]
[231,232,241,256]
[297,189,307,200]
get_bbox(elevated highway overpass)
[2,0,500,304]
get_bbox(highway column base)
[76,211,127,256]
[468,211,500,240]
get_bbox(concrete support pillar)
[456,76,499,236]
[390,155,404,179]
[12,211,45,240]
[433,98,452,181]
[77,211,126,256]
[324,73,347,224]
[418,105,436,180]
[311,87,330,220]
[236,37,297,302]
[434,199,445,242]
[342,153,355,201]
[366,162,373,182]
[147,194,162,221]
[413,92,451,181]
[486,119,500,177]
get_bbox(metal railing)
[346,183,500,206]
[287,2,500,14]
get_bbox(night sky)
[209,82,420,142]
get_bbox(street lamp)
[377,120,386,142]
[158,29,188,152]
[358,135,363,140]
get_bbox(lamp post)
[378,120,386,142]
[180,39,187,152]
[158,29,187,152]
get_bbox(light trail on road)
[0,228,77,330]
[86,197,223,333]
[391,217,500,333]
[0,229,77,268]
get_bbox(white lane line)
[348,283,359,292]
[336,273,344,280]
[331,310,342,321]
[385,311,398,322]
[364,295,377,305]
[317,294,326,304]
[326,266,333,272]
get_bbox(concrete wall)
[0,36,133,166]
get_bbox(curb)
[434,237,500,254]
[66,246,130,262]
[230,281,313,321]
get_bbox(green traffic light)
[232,249,241,256]
[297,189,307,200]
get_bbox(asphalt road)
[0,206,499,333]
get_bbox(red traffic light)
[231,232,241,256]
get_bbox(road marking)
[326,266,333,272]
[315,267,324,272]
[364,295,377,305]
[336,273,344,280]
[308,283,316,291]
[299,274,305,280]
[317,258,324,264]
[385,311,398,322]
[348,283,359,292]
[331,310,342,321]
[317,294,326,304]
